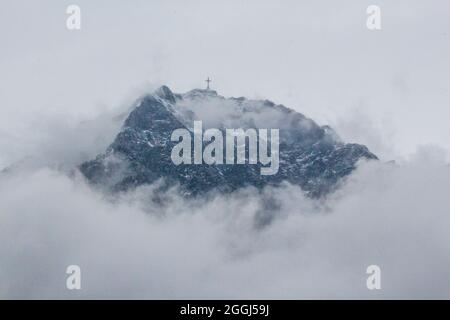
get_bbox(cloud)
[0,146,449,299]
[329,102,396,160]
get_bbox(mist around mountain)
[0,86,448,300]
[80,86,377,198]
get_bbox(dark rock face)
[80,86,377,197]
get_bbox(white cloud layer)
[0,148,449,299]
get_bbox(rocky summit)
[80,86,377,197]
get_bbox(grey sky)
[1,0,450,165]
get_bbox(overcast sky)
[1,0,449,163]
[1,1,450,299]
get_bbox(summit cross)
[205,77,212,90]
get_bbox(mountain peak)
[155,85,176,103]
[80,87,377,197]
[183,88,219,99]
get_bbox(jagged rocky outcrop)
[80,86,377,197]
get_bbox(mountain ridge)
[80,86,378,197]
